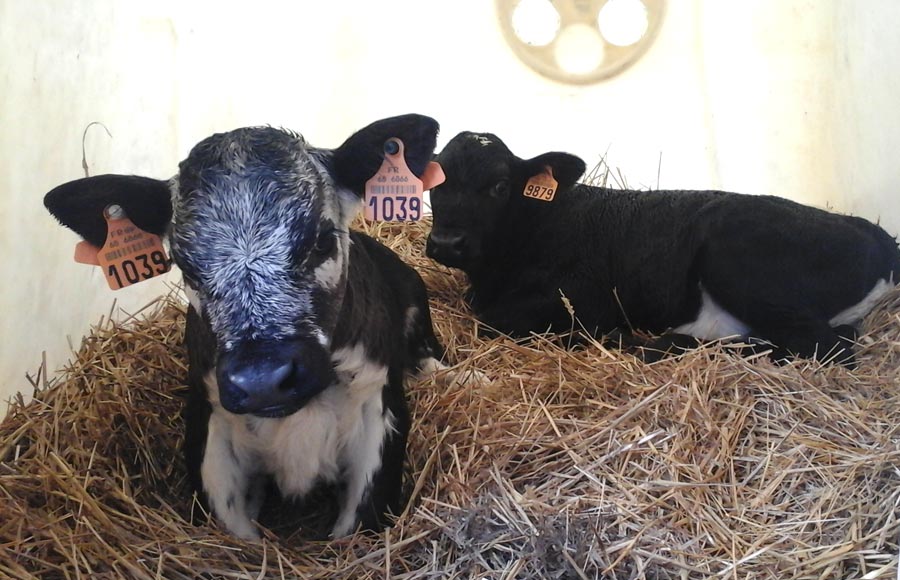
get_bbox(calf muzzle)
[216,339,334,418]
[426,229,469,267]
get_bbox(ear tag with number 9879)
[75,205,171,290]
[523,166,558,202]
[365,138,425,222]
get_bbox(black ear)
[44,174,172,247]
[521,152,586,192]
[330,114,440,196]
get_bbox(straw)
[2,216,898,579]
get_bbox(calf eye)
[313,225,337,256]
[490,180,510,199]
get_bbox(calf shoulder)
[335,231,441,367]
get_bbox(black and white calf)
[44,115,447,539]
[426,131,900,366]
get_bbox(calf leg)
[695,276,859,367]
[332,372,409,537]
[200,411,264,540]
[405,294,489,384]
[752,316,857,368]
[404,302,446,367]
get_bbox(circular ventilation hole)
[511,0,560,46]
[598,0,649,47]
[554,23,606,75]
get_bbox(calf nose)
[216,340,327,417]
[426,230,466,259]
[224,358,293,408]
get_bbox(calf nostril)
[277,362,299,391]
[430,232,465,253]
[227,359,293,394]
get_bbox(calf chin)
[216,339,335,418]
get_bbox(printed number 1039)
[108,250,169,288]
[368,195,421,221]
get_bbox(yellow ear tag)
[76,205,172,290]
[523,166,558,202]
[365,138,424,222]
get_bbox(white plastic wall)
[2,0,898,414]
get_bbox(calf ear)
[522,152,586,192]
[329,114,440,196]
[44,175,172,247]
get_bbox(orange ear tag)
[74,240,102,266]
[421,161,446,190]
[522,166,558,202]
[77,206,172,290]
[364,139,425,222]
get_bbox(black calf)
[427,131,900,366]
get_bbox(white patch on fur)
[403,306,419,337]
[325,176,364,230]
[183,283,202,313]
[674,289,750,340]
[384,408,398,436]
[167,176,180,209]
[313,327,330,348]
[314,256,343,289]
[829,277,893,326]
[418,357,447,374]
[200,400,263,540]
[469,134,493,147]
[200,345,391,539]
[331,394,390,537]
[332,343,390,405]
[178,173,319,343]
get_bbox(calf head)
[45,114,439,418]
[426,131,586,271]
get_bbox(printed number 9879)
[523,184,555,201]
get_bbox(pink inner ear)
[421,161,446,190]
[74,240,101,266]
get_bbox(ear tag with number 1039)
[364,138,427,222]
[523,166,558,202]
[73,205,171,290]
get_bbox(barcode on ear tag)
[523,166,558,202]
[95,210,171,290]
[364,139,424,222]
